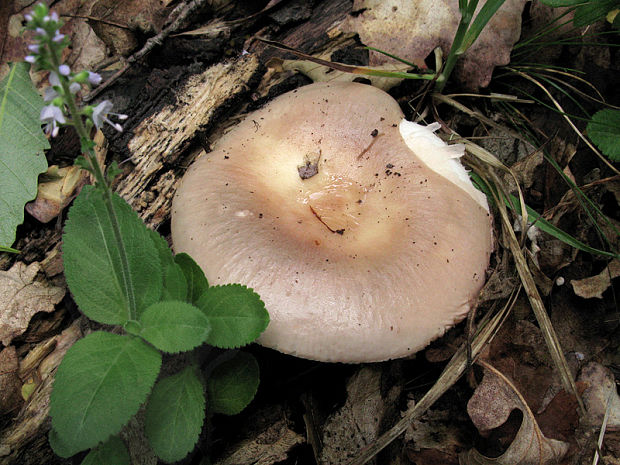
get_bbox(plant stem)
[435,0,477,92]
[49,47,139,321]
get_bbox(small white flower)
[27,44,39,53]
[50,12,59,22]
[25,55,36,64]
[92,100,127,132]
[40,105,66,137]
[69,82,81,94]
[43,87,58,102]
[52,32,65,43]
[24,14,33,22]
[35,27,46,36]
[58,64,70,76]
[88,72,102,86]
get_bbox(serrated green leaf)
[81,436,130,465]
[63,186,162,324]
[148,229,174,268]
[50,332,161,454]
[587,108,620,161]
[207,352,259,415]
[196,284,269,349]
[145,366,206,463]
[162,263,188,301]
[0,62,49,249]
[174,253,209,304]
[148,229,188,300]
[138,301,211,353]
[49,428,78,458]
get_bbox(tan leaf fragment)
[0,262,65,346]
[342,0,527,89]
[578,362,620,430]
[570,259,620,299]
[26,165,87,223]
[461,362,569,465]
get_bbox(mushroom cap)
[171,82,493,363]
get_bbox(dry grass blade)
[471,158,587,417]
[507,68,620,177]
[592,385,615,465]
[255,37,436,81]
[345,287,519,465]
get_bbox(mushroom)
[171,82,493,363]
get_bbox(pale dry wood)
[117,55,260,227]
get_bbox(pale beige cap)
[171,82,493,362]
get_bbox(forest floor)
[0,0,619,464]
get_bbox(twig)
[84,0,210,102]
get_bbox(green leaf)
[0,62,49,249]
[49,428,78,458]
[138,301,211,353]
[574,0,619,26]
[587,108,620,161]
[63,186,162,324]
[196,284,269,349]
[174,252,209,304]
[207,352,259,415]
[148,229,188,301]
[145,366,206,463]
[538,0,583,6]
[81,436,130,465]
[50,332,161,454]
[460,0,507,52]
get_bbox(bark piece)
[214,411,304,465]
[319,366,401,465]
[0,347,22,417]
[0,262,65,346]
[117,55,261,227]
[0,321,82,465]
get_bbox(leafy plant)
[21,4,269,463]
[0,61,49,253]
[587,108,620,161]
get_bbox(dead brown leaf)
[570,259,620,299]
[0,262,65,346]
[342,0,527,89]
[461,361,569,465]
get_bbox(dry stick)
[508,68,620,177]
[84,0,210,102]
[345,287,519,465]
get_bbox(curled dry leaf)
[342,0,527,89]
[570,259,620,299]
[26,165,87,224]
[0,262,65,346]
[461,362,569,465]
